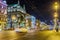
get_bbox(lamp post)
[53,2,59,31]
[54,12,58,30]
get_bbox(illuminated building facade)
[7,0,26,29]
[0,0,39,30]
[0,0,7,30]
[7,0,36,29]
[0,0,7,14]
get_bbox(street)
[0,30,60,40]
[0,31,27,40]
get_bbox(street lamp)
[53,12,58,30]
[53,2,59,31]
[54,2,59,11]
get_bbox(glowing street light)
[54,12,58,18]
[54,2,59,10]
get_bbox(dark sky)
[6,0,60,24]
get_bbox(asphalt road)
[0,30,60,40]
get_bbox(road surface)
[0,30,60,40]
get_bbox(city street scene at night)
[0,0,60,40]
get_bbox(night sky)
[6,0,60,24]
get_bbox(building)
[7,0,37,29]
[0,0,40,30]
[7,0,26,29]
[36,20,40,29]
[25,14,36,29]
[0,0,7,14]
[0,0,7,30]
